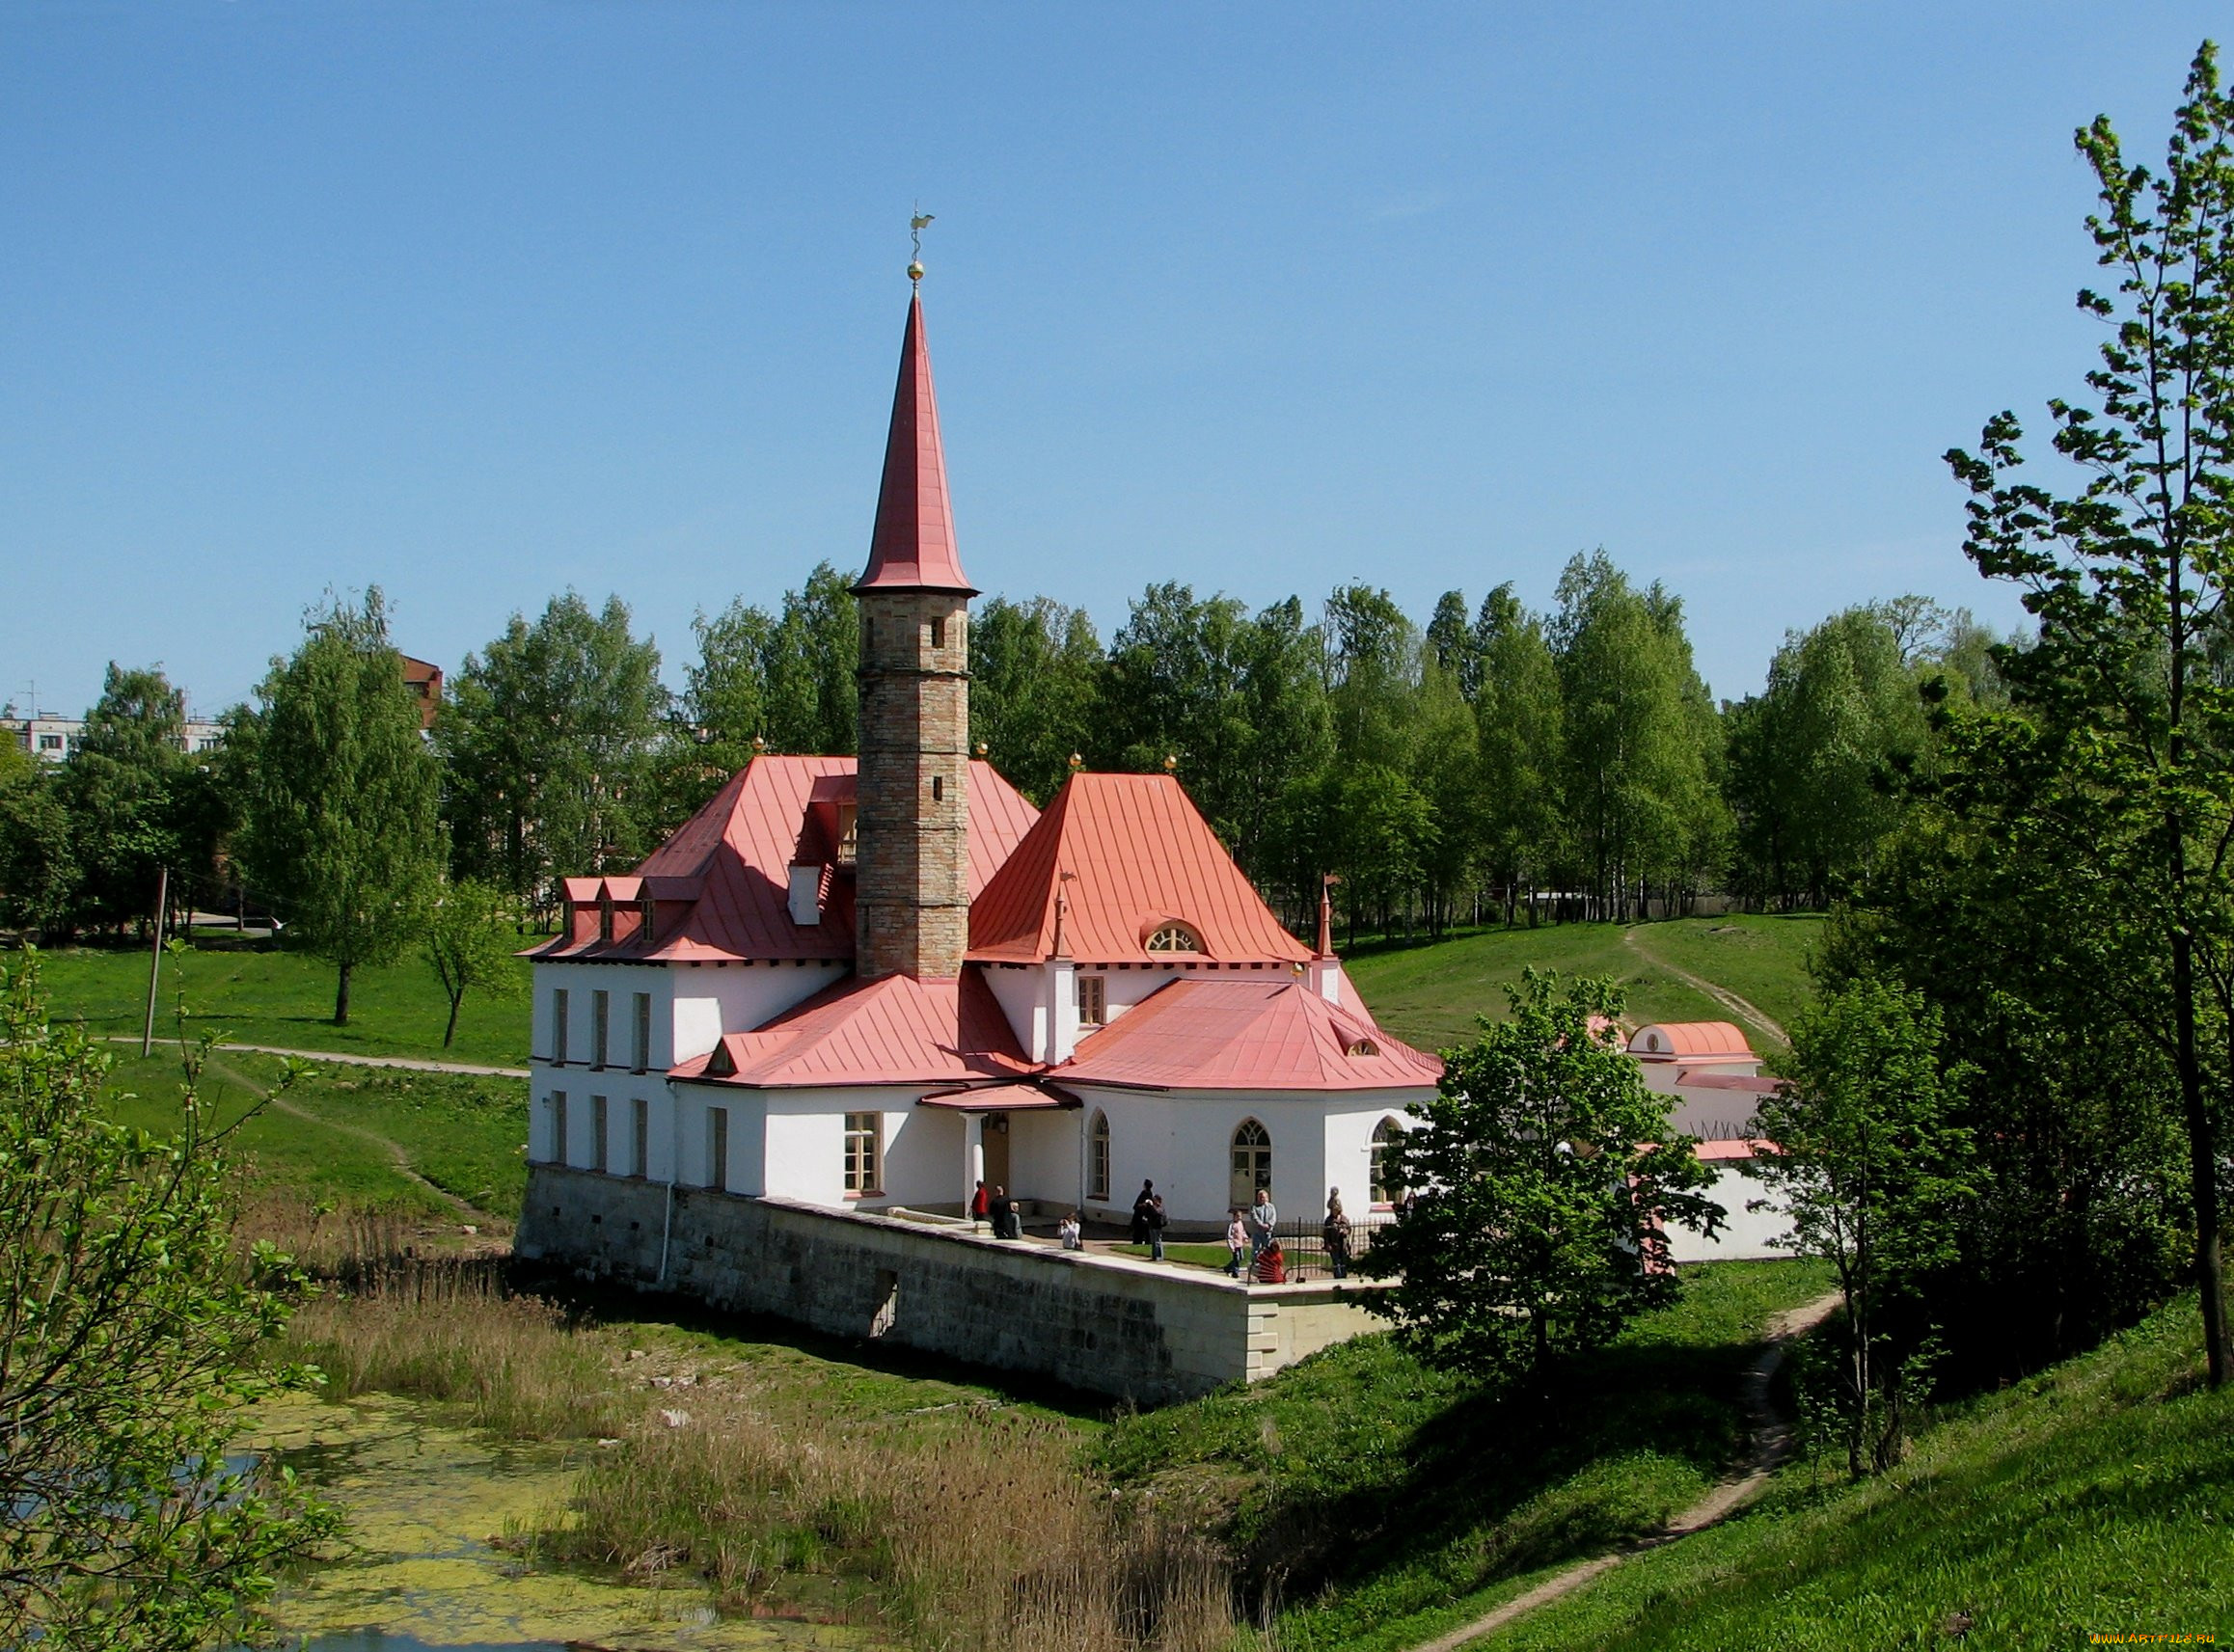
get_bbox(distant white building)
[1626,1020,1791,1263]
[4,713,227,764]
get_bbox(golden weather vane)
[909,208,934,283]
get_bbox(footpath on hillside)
[1410,1289,1842,1652]
[112,1034,527,1078]
[1621,926,1789,1046]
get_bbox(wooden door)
[983,1116,1011,1194]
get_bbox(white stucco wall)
[1668,1160,1794,1263]
[669,959,849,1061]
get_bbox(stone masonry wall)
[517,1166,1385,1404]
[855,590,970,978]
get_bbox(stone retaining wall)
[517,1165,1385,1404]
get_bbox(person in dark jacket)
[1322,1189,1352,1280]
[989,1185,1014,1239]
[1130,1179,1157,1245]
[1147,1193,1168,1261]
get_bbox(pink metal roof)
[532,755,1037,964]
[1054,978,1442,1092]
[672,969,1033,1089]
[1628,1021,1757,1062]
[967,772,1314,965]
[856,292,974,595]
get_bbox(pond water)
[247,1394,871,1651]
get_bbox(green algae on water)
[244,1393,877,1651]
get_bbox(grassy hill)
[29,941,535,1067]
[1346,914,1822,1054]
[1478,1293,2232,1649]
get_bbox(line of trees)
[0,556,2016,972]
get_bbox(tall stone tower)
[854,288,976,979]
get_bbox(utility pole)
[141,865,169,1058]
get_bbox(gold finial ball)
[1162,754,1178,772]
[1068,752,1084,771]
[908,259,924,282]
[974,741,989,758]
[751,735,769,754]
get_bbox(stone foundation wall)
[517,1166,1385,1404]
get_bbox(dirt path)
[200,1041,528,1078]
[1409,1288,1842,1652]
[201,1051,491,1223]
[1621,926,1789,1046]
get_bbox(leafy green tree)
[1426,588,1482,700]
[1750,979,1976,1475]
[422,878,526,1047]
[1473,585,1567,925]
[238,590,443,1024]
[969,595,1103,802]
[53,666,204,935]
[1408,662,1482,934]
[1942,42,2234,1385]
[662,595,781,820]
[442,592,667,913]
[761,562,859,757]
[0,954,331,1646]
[0,754,78,939]
[1364,970,1721,1382]
[1550,554,1725,919]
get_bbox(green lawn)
[30,940,537,1067]
[1098,1257,1838,1651]
[1480,1294,2234,1650]
[97,1046,529,1221]
[1345,914,1823,1054]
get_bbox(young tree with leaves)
[1364,970,1721,1383]
[422,878,525,1047]
[0,955,331,1646]
[238,590,443,1024]
[1943,42,2234,1386]
[1750,979,1975,1476]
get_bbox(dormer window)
[1347,1038,1380,1057]
[640,897,657,947]
[1146,922,1202,954]
[836,802,858,866]
[598,895,614,944]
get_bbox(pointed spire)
[857,292,976,595]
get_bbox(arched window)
[1370,1117,1405,1205]
[1230,1118,1272,1207]
[1088,1111,1111,1202]
[1146,922,1202,953]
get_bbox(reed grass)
[545,1382,1242,1652]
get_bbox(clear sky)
[2,2,2224,719]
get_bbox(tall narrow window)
[1088,1111,1110,1202]
[591,1096,610,1174]
[640,897,657,947]
[931,773,943,802]
[591,989,610,1068]
[929,616,946,650]
[706,1107,729,1191]
[632,992,652,1072]
[844,1112,883,1196]
[632,1097,650,1178]
[551,988,570,1065]
[550,1091,569,1166]
[1077,974,1107,1027]
[1371,1117,1406,1205]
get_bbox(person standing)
[1322,1189,1352,1280]
[1058,1210,1083,1250]
[989,1184,1014,1239]
[1147,1193,1168,1261]
[1249,1186,1278,1261]
[969,1179,991,1226]
[1131,1179,1157,1245]
[1225,1208,1249,1278]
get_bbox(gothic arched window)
[1088,1111,1111,1202]
[1370,1117,1406,1205]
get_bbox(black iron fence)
[1260,1213,1397,1282]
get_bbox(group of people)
[972,1177,1365,1281]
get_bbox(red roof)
[856,291,973,595]
[1628,1021,1757,1063]
[673,970,1032,1088]
[533,755,1037,963]
[968,772,1314,964]
[1055,978,1442,1092]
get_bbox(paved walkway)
[1408,1288,1842,1652]
[1621,925,1789,1046]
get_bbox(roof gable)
[967,772,1313,965]
[1056,977,1442,1092]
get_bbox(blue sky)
[2,2,2223,719]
